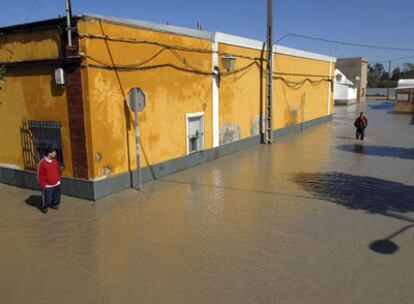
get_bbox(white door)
[187,113,204,154]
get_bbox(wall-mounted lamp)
[54,68,66,86]
[221,55,236,73]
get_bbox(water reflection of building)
[394,79,414,112]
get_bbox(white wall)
[334,83,357,101]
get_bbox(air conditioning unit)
[54,68,66,86]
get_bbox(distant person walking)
[36,148,61,214]
[354,112,368,140]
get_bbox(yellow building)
[0,14,336,200]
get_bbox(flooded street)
[1,100,413,304]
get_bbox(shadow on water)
[369,224,414,255]
[387,110,414,125]
[292,172,414,215]
[292,172,414,254]
[337,144,414,160]
[368,101,394,110]
[25,195,43,211]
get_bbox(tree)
[369,61,414,88]
[402,63,414,78]
[368,63,385,87]
[391,67,401,81]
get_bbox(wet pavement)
[1,100,413,304]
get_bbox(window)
[28,120,64,166]
[186,113,204,154]
[397,93,409,102]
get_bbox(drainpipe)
[65,0,73,49]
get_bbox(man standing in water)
[36,148,62,214]
[354,112,368,140]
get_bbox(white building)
[334,69,357,105]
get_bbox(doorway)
[186,112,204,154]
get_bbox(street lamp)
[221,55,236,73]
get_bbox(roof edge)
[83,14,336,63]
[0,13,336,63]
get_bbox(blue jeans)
[356,128,365,140]
[42,185,61,209]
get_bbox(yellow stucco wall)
[218,44,264,144]
[0,19,335,181]
[79,17,334,179]
[274,54,333,129]
[78,18,213,179]
[218,44,333,144]
[0,29,61,62]
[0,66,73,176]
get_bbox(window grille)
[28,120,64,166]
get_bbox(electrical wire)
[23,0,39,25]
[273,71,332,79]
[378,54,414,64]
[83,58,260,77]
[78,32,263,61]
[274,33,414,52]
[86,49,167,68]
[80,32,336,80]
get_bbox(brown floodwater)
[1,100,413,303]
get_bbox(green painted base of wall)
[0,114,333,201]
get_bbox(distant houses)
[394,79,414,112]
[336,57,368,103]
[334,69,357,105]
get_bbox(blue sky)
[1,0,414,69]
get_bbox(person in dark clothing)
[36,148,61,214]
[354,112,368,140]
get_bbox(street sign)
[126,87,147,191]
[127,87,146,112]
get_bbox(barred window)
[28,120,64,166]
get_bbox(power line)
[275,33,414,52]
[22,0,39,25]
[378,54,414,64]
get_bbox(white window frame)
[186,112,205,155]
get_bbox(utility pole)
[265,0,273,144]
[386,60,391,101]
[65,0,73,48]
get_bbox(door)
[187,113,204,154]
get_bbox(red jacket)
[37,158,61,188]
[354,116,368,129]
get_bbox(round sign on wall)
[127,88,146,112]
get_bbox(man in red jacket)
[354,112,368,140]
[37,148,61,214]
